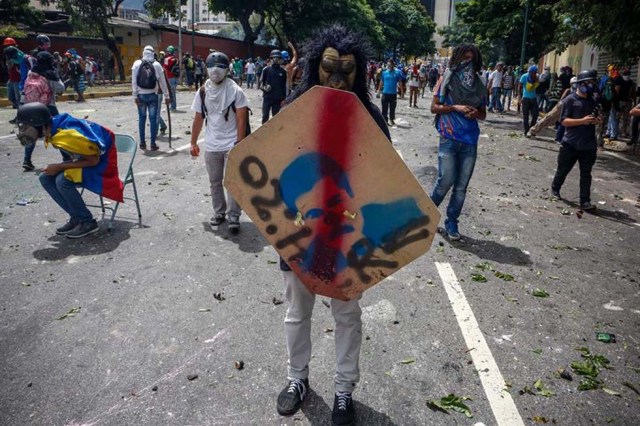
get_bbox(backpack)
[170,60,180,77]
[136,60,157,89]
[187,57,194,70]
[24,72,53,105]
[198,85,252,137]
[602,77,614,102]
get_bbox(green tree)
[144,0,180,20]
[0,0,44,28]
[207,0,272,58]
[553,0,640,63]
[46,0,126,80]
[370,0,435,59]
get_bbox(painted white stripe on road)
[435,262,524,426]
[0,134,17,140]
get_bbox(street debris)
[571,347,610,391]
[426,393,473,418]
[162,212,175,220]
[471,273,487,283]
[532,416,548,424]
[56,307,81,320]
[556,368,573,381]
[561,209,571,215]
[595,332,616,343]
[187,374,198,381]
[519,379,555,397]
[532,288,550,298]
[234,361,244,370]
[494,271,515,281]
[272,297,283,305]
[532,348,542,355]
[198,308,211,312]
[475,262,493,271]
[324,327,334,333]
[399,357,416,365]
[213,292,225,301]
[152,385,158,391]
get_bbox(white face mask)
[208,67,227,83]
[623,76,630,81]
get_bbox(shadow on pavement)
[202,221,269,254]
[561,201,637,227]
[32,220,134,261]
[450,235,532,266]
[299,389,396,426]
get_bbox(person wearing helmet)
[132,45,170,151]
[260,49,288,123]
[36,34,51,51]
[15,102,124,238]
[528,73,577,140]
[163,45,179,111]
[189,51,248,234]
[3,37,17,46]
[550,69,601,211]
[520,64,539,135]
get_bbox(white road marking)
[151,138,203,160]
[0,134,17,140]
[134,170,159,177]
[435,262,524,426]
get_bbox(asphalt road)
[1,86,639,426]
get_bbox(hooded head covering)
[142,46,155,62]
[32,51,60,81]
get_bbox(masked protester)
[520,65,540,135]
[276,24,391,426]
[551,69,601,211]
[16,102,124,238]
[260,49,288,123]
[189,52,248,234]
[430,43,487,240]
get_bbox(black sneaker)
[139,143,147,150]
[228,217,240,234]
[9,117,17,124]
[56,219,79,235]
[160,126,167,135]
[276,378,308,416]
[580,202,596,211]
[66,220,99,239]
[332,391,355,426]
[551,189,561,199]
[150,144,160,151]
[22,160,35,172]
[209,215,225,226]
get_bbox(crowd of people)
[5,26,640,425]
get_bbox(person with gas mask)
[260,49,288,124]
[189,52,248,234]
[15,102,124,238]
[551,69,601,210]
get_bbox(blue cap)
[528,65,538,73]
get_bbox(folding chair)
[82,134,142,230]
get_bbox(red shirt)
[8,63,20,82]
[164,55,178,78]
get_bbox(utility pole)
[179,0,186,85]
[519,0,530,69]
[191,0,195,55]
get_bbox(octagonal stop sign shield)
[224,86,440,301]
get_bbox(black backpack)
[137,61,157,89]
[199,85,252,137]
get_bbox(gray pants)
[283,271,362,393]
[204,150,241,219]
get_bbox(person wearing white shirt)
[488,63,504,112]
[245,59,256,89]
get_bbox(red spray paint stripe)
[313,90,357,283]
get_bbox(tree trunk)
[99,22,124,81]
[238,12,265,59]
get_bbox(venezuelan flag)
[50,113,124,202]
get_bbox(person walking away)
[189,51,247,234]
[275,24,391,426]
[428,65,439,92]
[419,62,428,97]
[408,63,420,108]
[488,63,504,112]
[163,46,179,111]
[377,59,401,126]
[536,66,551,112]
[501,66,515,111]
[3,40,23,111]
[260,50,288,123]
[255,57,265,90]
[15,102,124,239]
[132,46,170,151]
[21,51,64,171]
[183,53,195,87]
[605,65,624,141]
[618,69,635,138]
[430,43,487,240]
[245,58,256,89]
[551,69,601,210]
[520,65,539,135]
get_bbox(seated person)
[16,102,124,238]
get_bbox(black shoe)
[209,215,225,226]
[22,160,35,172]
[66,220,99,239]
[580,202,596,211]
[150,144,160,151]
[332,391,355,426]
[551,189,561,199]
[139,143,147,150]
[277,378,308,416]
[56,219,79,235]
[9,118,17,124]
[160,126,167,135]
[228,217,240,234]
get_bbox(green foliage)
[372,0,435,57]
[0,0,44,27]
[144,0,180,19]
[0,25,28,38]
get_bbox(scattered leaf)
[400,357,416,365]
[533,288,549,298]
[475,262,493,271]
[56,307,81,320]
[426,394,473,418]
[436,245,445,253]
[561,209,571,215]
[532,348,542,355]
[532,416,548,424]
[478,229,491,236]
[505,296,518,303]
[471,273,487,283]
[213,292,226,301]
[266,260,277,264]
[524,155,541,162]
[494,271,515,281]
[602,387,621,397]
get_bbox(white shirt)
[245,62,256,75]
[489,70,503,88]
[190,78,248,152]
[131,51,170,98]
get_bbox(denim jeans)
[7,81,20,108]
[490,87,502,111]
[607,107,619,139]
[430,137,478,224]
[168,77,178,110]
[39,172,94,223]
[501,88,513,110]
[246,74,255,88]
[156,94,167,136]
[137,93,158,146]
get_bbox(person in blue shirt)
[430,43,487,240]
[376,59,402,125]
[520,65,539,135]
